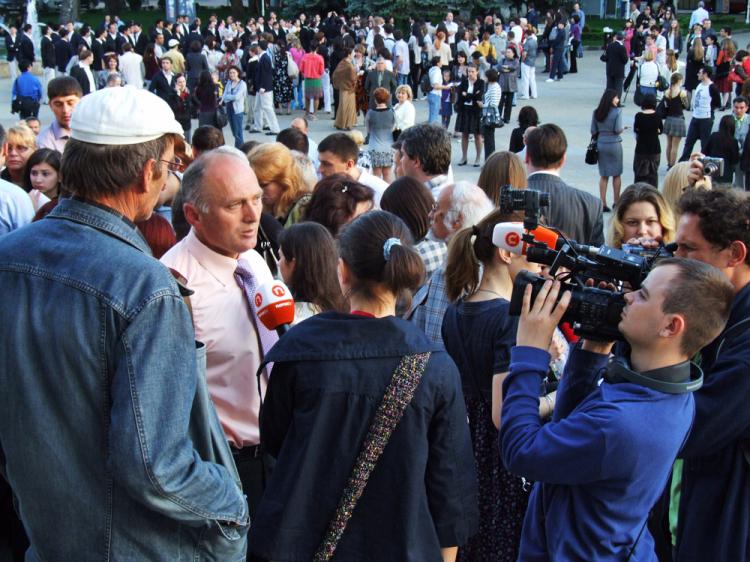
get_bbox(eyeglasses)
[160,156,184,172]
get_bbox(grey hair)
[181,146,249,213]
[444,181,494,232]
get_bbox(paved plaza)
[3,32,748,202]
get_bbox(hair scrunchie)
[383,237,402,261]
[472,225,481,237]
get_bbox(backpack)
[420,72,432,95]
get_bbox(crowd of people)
[1,4,750,562]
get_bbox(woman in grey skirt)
[662,73,689,168]
[591,89,624,212]
[366,87,396,182]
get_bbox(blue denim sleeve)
[500,346,613,484]
[110,294,249,524]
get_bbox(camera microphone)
[492,222,563,254]
[254,281,295,337]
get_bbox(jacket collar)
[47,197,151,255]
[264,311,443,363]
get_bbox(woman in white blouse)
[393,85,416,141]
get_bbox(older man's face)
[430,186,455,241]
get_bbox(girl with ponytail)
[442,208,555,562]
[251,210,479,562]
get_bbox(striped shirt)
[484,82,502,108]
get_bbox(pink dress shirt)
[161,229,274,447]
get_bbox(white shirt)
[692,81,714,119]
[655,34,667,65]
[444,20,458,44]
[394,100,416,131]
[394,39,410,75]
[0,178,34,235]
[356,168,389,205]
[428,65,442,97]
[690,6,710,29]
[160,229,274,447]
[639,60,660,87]
[119,51,144,88]
[511,24,524,46]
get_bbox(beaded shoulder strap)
[313,352,432,561]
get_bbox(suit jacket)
[364,70,398,108]
[5,33,19,62]
[254,51,274,93]
[456,77,485,113]
[134,32,149,56]
[18,35,34,63]
[604,41,629,78]
[70,64,94,95]
[91,38,105,71]
[527,172,605,246]
[41,36,55,68]
[55,39,73,73]
[148,71,176,102]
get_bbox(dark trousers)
[633,152,660,188]
[232,445,266,521]
[569,39,580,73]
[550,49,565,79]
[483,124,496,159]
[500,92,514,123]
[680,117,713,161]
[606,75,625,99]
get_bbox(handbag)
[214,104,228,129]
[585,133,599,165]
[287,52,299,78]
[633,69,644,106]
[656,96,667,119]
[481,105,502,128]
[313,352,431,561]
[656,73,669,92]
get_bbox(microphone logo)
[505,232,521,247]
[255,293,263,307]
[271,284,286,297]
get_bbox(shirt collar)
[185,228,241,287]
[51,120,72,140]
[528,169,561,178]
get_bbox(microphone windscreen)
[492,222,526,254]
[528,225,561,251]
[255,281,295,331]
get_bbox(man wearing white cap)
[0,87,249,560]
[164,37,186,74]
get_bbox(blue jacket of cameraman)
[674,282,750,562]
[500,345,694,561]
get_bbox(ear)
[137,158,157,194]
[661,313,686,341]
[497,248,513,265]
[727,240,747,268]
[183,201,202,229]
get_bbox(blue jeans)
[550,49,565,79]
[228,106,244,149]
[428,94,441,124]
[639,85,657,100]
[398,73,409,85]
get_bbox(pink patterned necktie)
[234,259,279,365]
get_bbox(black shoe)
[265,131,277,136]
[603,205,612,213]
[458,160,468,166]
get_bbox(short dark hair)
[652,258,734,356]
[734,95,749,106]
[518,105,540,128]
[318,132,359,163]
[276,127,309,154]
[485,68,499,82]
[338,210,425,306]
[380,176,434,241]
[640,93,657,110]
[678,189,750,265]
[47,76,83,100]
[702,65,714,78]
[191,125,225,153]
[399,124,451,176]
[18,59,31,72]
[526,123,567,169]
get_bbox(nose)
[636,221,649,237]
[623,291,634,305]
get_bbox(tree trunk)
[60,0,80,24]
[229,0,245,19]
[104,0,124,18]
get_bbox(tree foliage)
[60,0,80,24]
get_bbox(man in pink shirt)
[161,146,276,518]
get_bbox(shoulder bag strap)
[313,352,431,561]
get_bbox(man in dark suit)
[19,24,35,64]
[148,57,176,102]
[5,25,20,80]
[525,124,605,246]
[132,22,148,55]
[92,27,106,74]
[104,22,123,55]
[252,39,280,135]
[602,31,629,99]
[363,57,398,109]
[55,28,73,74]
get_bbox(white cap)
[168,38,179,47]
[71,86,184,145]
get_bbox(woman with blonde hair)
[661,160,712,213]
[477,151,527,205]
[2,122,37,187]
[607,182,675,248]
[248,142,311,227]
[393,84,416,141]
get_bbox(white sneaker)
[546,78,555,82]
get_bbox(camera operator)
[499,258,734,560]
[665,185,750,561]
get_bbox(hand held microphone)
[254,281,295,337]
[492,222,562,255]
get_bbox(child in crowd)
[440,68,454,129]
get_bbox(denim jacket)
[0,198,249,561]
